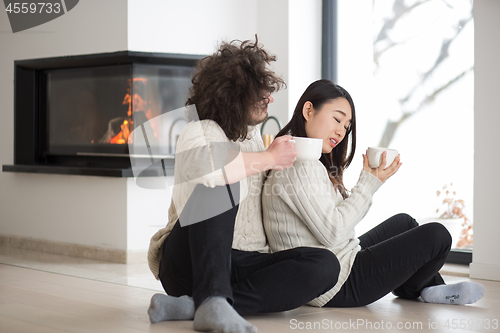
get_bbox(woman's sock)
[420,282,485,305]
[148,294,195,323]
[193,296,257,333]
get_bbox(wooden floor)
[0,247,499,333]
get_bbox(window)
[330,0,474,257]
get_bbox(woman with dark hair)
[262,79,485,308]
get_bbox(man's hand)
[266,135,297,170]
[223,135,297,183]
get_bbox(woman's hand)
[362,151,402,183]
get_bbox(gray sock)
[148,293,195,323]
[421,282,485,305]
[193,296,257,333]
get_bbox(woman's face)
[303,98,352,154]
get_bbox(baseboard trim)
[470,262,500,281]
[0,235,147,264]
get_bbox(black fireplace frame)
[2,51,203,177]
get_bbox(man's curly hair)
[186,36,285,141]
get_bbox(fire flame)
[109,120,130,144]
[108,77,150,145]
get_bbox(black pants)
[159,184,340,315]
[325,213,451,307]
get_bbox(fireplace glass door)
[44,63,194,159]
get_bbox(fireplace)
[2,51,202,177]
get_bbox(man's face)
[249,93,274,125]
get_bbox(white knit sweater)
[262,160,383,307]
[148,120,269,279]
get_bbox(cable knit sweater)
[148,120,269,279]
[262,161,383,307]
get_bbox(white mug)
[290,136,323,161]
[367,147,399,169]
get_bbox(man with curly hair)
[147,37,340,333]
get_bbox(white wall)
[470,0,500,281]
[288,0,322,119]
[128,0,258,55]
[257,0,289,132]
[0,0,130,250]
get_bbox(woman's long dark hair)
[275,79,356,199]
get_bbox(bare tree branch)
[374,0,432,67]
[424,16,472,77]
[399,14,472,104]
[373,0,473,147]
[378,67,473,147]
[417,67,472,107]
[374,0,432,45]
[374,35,416,67]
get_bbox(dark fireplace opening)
[46,65,132,154]
[3,51,202,177]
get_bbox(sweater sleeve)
[275,162,383,247]
[147,225,172,279]
[175,120,241,188]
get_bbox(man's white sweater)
[148,120,269,280]
[262,161,383,307]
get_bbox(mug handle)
[288,139,296,161]
[371,151,383,168]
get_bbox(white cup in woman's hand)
[367,147,399,169]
